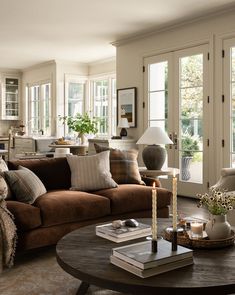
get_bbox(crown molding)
[112,4,235,47]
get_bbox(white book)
[110,255,194,278]
[96,222,151,238]
[96,230,151,243]
[113,239,193,270]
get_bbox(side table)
[139,167,180,178]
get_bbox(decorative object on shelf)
[118,118,129,138]
[151,182,157,252]
[136,127,173,170]
[59,112,99,145]
[117,87,137,128]
[197,188,235,239]
[181,133,199,181]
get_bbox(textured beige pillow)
[94,144,144,185]
[66,151,118,191]
[0,157,11,199]
[0,175,8,199]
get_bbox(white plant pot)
[205,214,231,240]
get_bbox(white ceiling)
[0,0,235,70]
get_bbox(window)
[28,82,51,135]
[91,76,116,137]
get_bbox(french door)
[223,38,235,167]
[144,44,210,197]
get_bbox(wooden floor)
[177,195,209,221]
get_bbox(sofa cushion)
[34,190,111,227]
[94,184,171,215]
[6,200,42,231]
[8,157,71,190]
[4,166,47,204]
[66,151,118,191]
[94,144,144,185]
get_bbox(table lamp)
[118,118,129,137]
[136,127,173,170]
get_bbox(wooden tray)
[164,228,235,249]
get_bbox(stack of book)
[110,239,193,278]
[96,222,151,243]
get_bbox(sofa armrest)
[141,176,161,187]
[211,168,235,191]
[6,201,42,231]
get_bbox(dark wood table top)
[56,218,235,295]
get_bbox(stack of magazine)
[96,222,151,243]
[110,239,193,278]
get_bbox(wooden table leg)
[76,282,90,295]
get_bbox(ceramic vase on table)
[205,214,231,240]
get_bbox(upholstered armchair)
[211,168,235,225]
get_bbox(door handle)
[173,132,178,150]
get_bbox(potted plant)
[181,134,199,181]
[61,112,99,144]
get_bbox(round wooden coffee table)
[56,219,235,295]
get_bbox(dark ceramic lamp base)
[120,128,127,137]
[142,145,166,170]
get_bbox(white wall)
[88,58,116,76]
[115,8,235,185]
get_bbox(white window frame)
[89,73,116,137]
[27,79,52,136]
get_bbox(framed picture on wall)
[117,87,137,127]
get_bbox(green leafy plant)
[197,188,235,215]
[60,112,99,135]
[181,134,199,157]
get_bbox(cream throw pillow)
[66,151,118,191]
[0,157,11,199]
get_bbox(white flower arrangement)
[197,188,235,215]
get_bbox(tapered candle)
[172,169,177,231]
[152,182,157,240]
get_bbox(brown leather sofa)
[7,157,171,251]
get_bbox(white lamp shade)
[118,117,129,128]
[136,127,173,145]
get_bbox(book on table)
[112,239,193,270]
[110,255,194,278]
[96,222,151,243]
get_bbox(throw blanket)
[0,198,17,270]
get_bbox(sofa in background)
[6,157,172,251]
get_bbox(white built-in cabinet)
[1,75,20,120]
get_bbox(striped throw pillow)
[4,166,47,204]
[66,151,118,191]
[94,144,144,185]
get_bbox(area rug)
[0,247,126,295]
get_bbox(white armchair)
[211,168,235,225]
[211,168,235,192]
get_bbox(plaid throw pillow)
[94,144,144,185]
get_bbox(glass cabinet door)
[2,77,20,120]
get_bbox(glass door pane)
[179,54,203,183]
[148,61,168,131]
